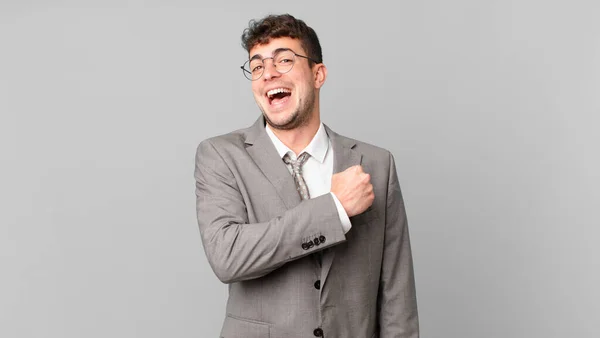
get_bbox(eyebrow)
[249,48,293,61]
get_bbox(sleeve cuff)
[330,192,352,234]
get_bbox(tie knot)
[283,152,310,168]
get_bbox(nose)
[262,58,280,81]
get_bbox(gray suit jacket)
[194,116,419,338]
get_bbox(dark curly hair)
[241,14,323,65]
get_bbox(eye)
[278,58,293,64]
[251,65,263,73]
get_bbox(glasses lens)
[249,59,264,80]
[274,50,295,74]
[242,60,262,80]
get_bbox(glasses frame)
[240,48,320,81]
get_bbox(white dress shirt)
[265,123,352,233]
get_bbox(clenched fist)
[331,165,374,217]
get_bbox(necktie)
[283,152,324,266]
[282,152,311,200]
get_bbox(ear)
[313,63,327,89]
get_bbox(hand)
[331,165,374,217]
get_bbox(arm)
[194,140,346,284]
[378,153,420,338]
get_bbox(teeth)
[267,88,291,98]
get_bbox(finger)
[361,173,371,183]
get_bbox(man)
[195,14,419,338]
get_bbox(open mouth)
[266,88,292,106]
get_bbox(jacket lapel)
[244,116,301,210]
[321,124,362,285]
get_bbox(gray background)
[1,0,599,337]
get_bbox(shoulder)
[327,126,397,181]
[327,126,392,162]
[196,125,251,156]
[352,138,392,160]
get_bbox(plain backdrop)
[1,1,599,337]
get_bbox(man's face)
[249,37,320,130]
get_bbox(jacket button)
[313,237,320,245]
[319,235,326,244]
[314,280,321,290]
[313,328,323,337]
[302,243,309,250]
[308,241,314,248]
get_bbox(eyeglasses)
[240,48,319,81]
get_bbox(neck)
[269,113,321,155]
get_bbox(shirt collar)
[265,122,329,163]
